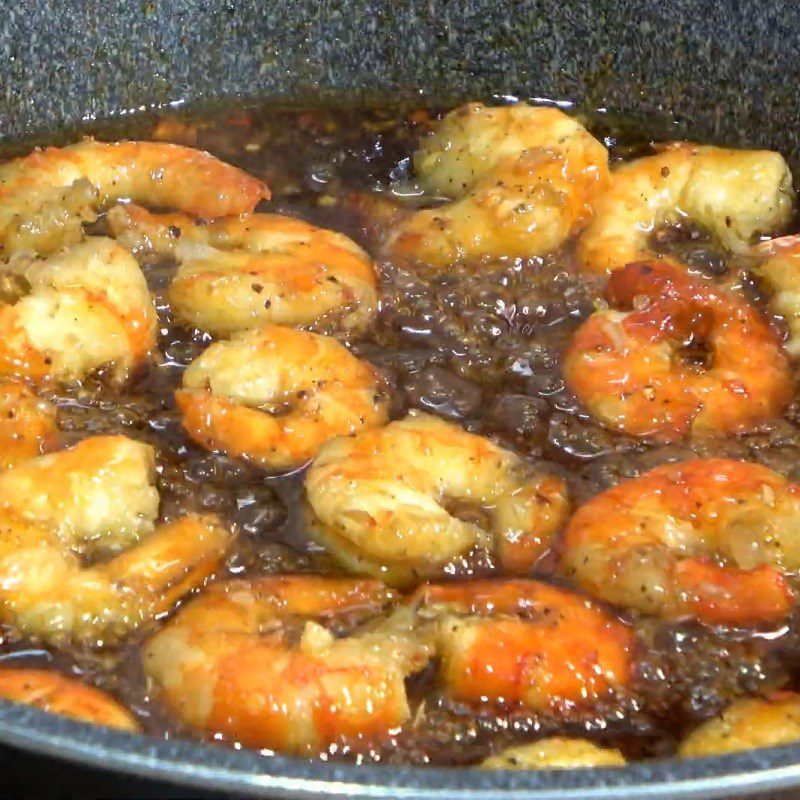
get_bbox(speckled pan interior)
[3,2,800,797]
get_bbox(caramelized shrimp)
[0,139,269,258]
[0,668,139,731]
[0,379,58,468]
[482,738,626,770]
[107,204,377,334]
[176,325,389,471]
[0,435,231,644]
[563,261,792,441]
[413,580,635,713]
[143,576,432,755]
[384,103,609,267]
[305,412,570,586]
[752,235,800,356]
[0,238,158,382]
[678,692,800,757]
[560,459,800,625]
[578,143,793,274]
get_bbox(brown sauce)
[1,99,799,765]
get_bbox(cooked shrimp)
[0,238,158,382]
[143,575,433,755]
[481,738,626,770]
[751,235,800,356]
[0,435,160,554]
[0,139,269,258]
[560,458,800,625]
[678,692,800,757]
[176,325,389,471]
[578,143,794,274]
[0,509,230,647]
[563,261,792,441]
[383,103,609,267]
[305,412,570,586]
[413,580,634,713]
[0,379,59,468]
[0,668,139,731]
[107,204,377,334]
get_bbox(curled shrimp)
[578,143,794,274]
[413,580,635,713]
[563,261,792,441]
[305,411,570,587]
[0,379,59,469]
[0,139,269,258]
[751,235,800,356]
[560,458,800,625]
[0,238,158,382]
[678,692,800,757]
[143,575,432,755]
[0,668,139,731]
[0,435,231,645]
[481,738,626,770]
[176,325,390,471]
[107,204,377,334]
[383,102,609,267]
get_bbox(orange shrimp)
[0,379,59,468]
[176,325,389,471]
[0,668,139,731]
[143,576,432,755]
[413,580,635,713]
[560,458,800,625]
[0,139,269,257]
[563,261,792,441]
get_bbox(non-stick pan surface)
[4,3,800,798]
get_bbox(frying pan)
[3,1,800,797]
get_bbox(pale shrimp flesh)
[0,667,139,731]
[751,235,800,356]
[0,238,158,382]
[578,143,794,274]
[678,692,800,757]
[0,139,269,258]
[305,411,570,586]
[0,435,231,645]
[560,458,800,625]
[176,325,390,471]
[143,575,433,755]
[383,102,609,268]
[107,204,378,334]
[563,260,792,441]
[412,580,635,713]
[481,737,626,770]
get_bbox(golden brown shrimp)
[413,580,635,713]
[751,235,800,356]
[0,379,59,469]
[481,738,626,770]
[305,412,570,586]
[0,238,158,382]
[0,668,139,731]
[678,692,800,757]
[563,261,792,441]
[107,204,377,334]
[0,434,231,645]
[0,139,269,258]
[0,435,160,554]
[176,325,389,471]
[143,575,433,755]
[560,459,800,625]
[383,103,608,268]
[578,143,794,274]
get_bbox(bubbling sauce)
[0,99,799,765]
